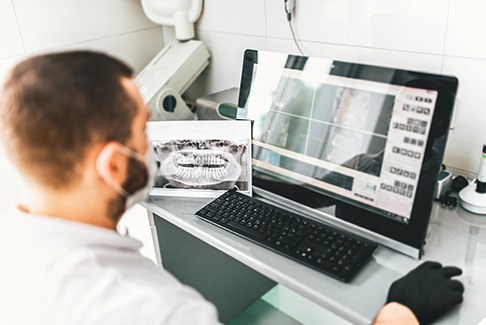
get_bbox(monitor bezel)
[237,49,458,258]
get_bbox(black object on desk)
[196,190,377,282]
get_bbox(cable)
[288,20,305,56]
[284,0,306,56]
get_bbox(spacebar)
[227,221,266,240]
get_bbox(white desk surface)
[142,196,486,325]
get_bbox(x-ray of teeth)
[152,139,249,190]
[162,149,241,186]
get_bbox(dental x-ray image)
[147,120,252,197]
[153,139,248,190]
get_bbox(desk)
[142,196,486,324]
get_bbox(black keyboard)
[196,190,377,282]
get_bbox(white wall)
[181,0,486,178]
[0,0,163,80]
[3,0,483,203]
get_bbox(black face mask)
[121,156,149,198]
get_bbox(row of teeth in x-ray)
[173,166,229,180]
[176,154,227,168]
[161,150,242,185]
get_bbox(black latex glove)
[387,261,464,324]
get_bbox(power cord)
[284,0,306,56]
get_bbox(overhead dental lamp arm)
[141,0,203,41]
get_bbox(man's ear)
[95,142,127,185]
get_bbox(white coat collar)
[8,209,143,251]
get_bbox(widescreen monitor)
[237,50,458,258]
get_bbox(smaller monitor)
[237,50,458,258]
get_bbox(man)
[0,52,218,324]
[0,52,463,324]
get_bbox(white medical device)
[136,40,209,121]
[459,145,486,214]
[136,0,209,121]
[141,0,203,41]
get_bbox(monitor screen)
[237,50,458,257]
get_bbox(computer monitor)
[236,49,458,258]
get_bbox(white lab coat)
[0,210,219,325]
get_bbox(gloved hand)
[386,261,464,324]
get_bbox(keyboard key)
[227,221,266,240]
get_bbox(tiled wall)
[0,0,163,211]
[0,0,483,218]
[0,0,163,81]
[182,0,486,177]
[3,0,483,183]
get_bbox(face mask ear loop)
[96,145,130,198]
[117,145,145,163]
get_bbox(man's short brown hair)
[0,51,136,189]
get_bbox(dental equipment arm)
[136,40,209,121]
[137,0,210,121]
